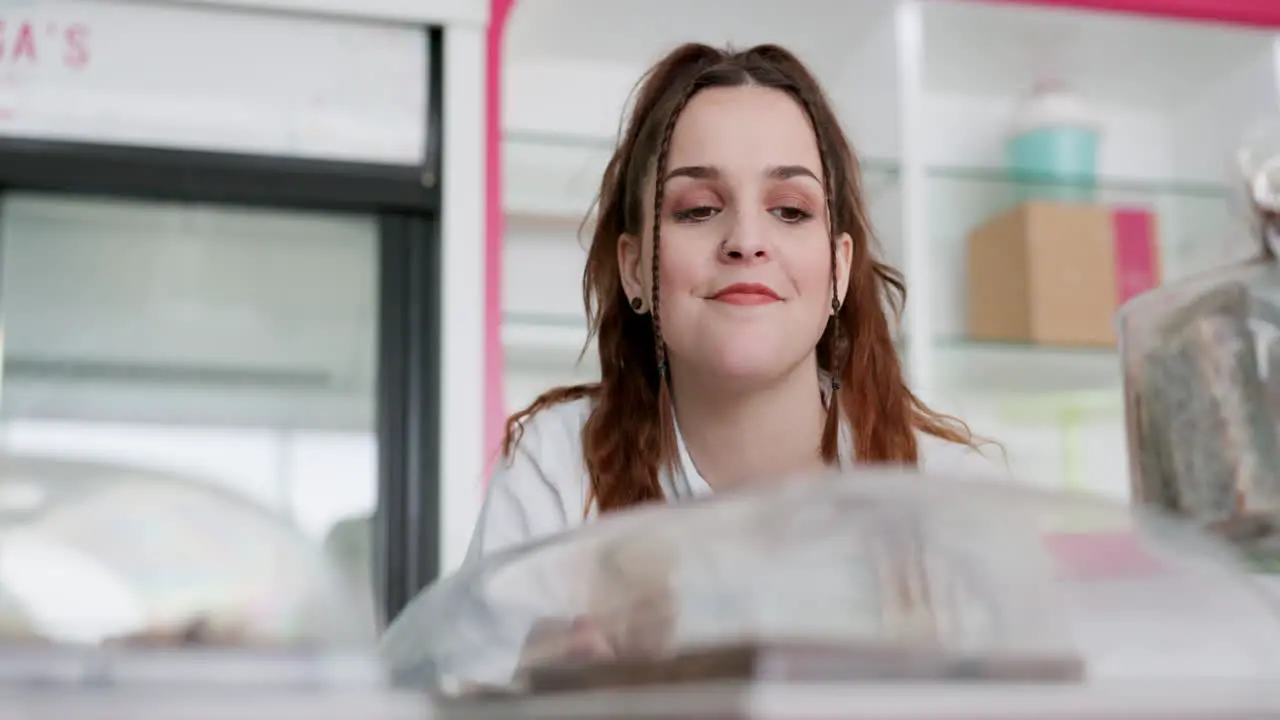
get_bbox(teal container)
[1005,126,1099,203]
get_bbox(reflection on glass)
[0,454,369,649]
[0,192,380,642]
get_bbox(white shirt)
[465,395,1000,564]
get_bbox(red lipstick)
[710,282,782,306]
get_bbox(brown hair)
[503,43,974,513]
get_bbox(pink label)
[1043,532,1163,581]
[1112,208,1159,305]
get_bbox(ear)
[833,232,854,312]
[617,233,648,313]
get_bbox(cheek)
[655,240,706,303]
[787,241,835,301]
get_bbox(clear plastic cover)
[1118,128,1280,570]
[0,452,388,694]
[382,469,1280,712]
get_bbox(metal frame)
[0,26,446,628]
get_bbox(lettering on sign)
[0,1,427,164]
[0,18,89,68]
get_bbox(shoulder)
[464,396,595,564]
[503,394,594,470]
[916,429,1009,479]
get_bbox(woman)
[402,42,1004,679]
[471,42,992,566]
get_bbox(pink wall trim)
[992,0,1280,27]
[479,0,1280,475]
[484,0,515,472]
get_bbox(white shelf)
[932,341,1119,397]
[504,131,608,230]
[501,313,596,369]
[926,341,1124,427]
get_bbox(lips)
[710,282,782,306]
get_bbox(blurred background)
[0,0,1274,636]
[501,0,1274,501]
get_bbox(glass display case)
[1118,126,1280,571]
[0,452,425,718]
[384,468,1280,718]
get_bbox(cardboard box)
[966,202,1161,347]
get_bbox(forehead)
[665,86,821,176]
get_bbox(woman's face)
[619,86,853,386]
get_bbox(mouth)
[709,283,782,306]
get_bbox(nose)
[719,209,770,264]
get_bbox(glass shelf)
[502,311,596,369]
[920,340,1128,501]
[920,164,1247,448]
[929,166,1232,200]
[924,340,1122,417]
[925,165,1247,286]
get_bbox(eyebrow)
[664,164,822,184]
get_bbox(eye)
[770,206,812,223]
[673,206,720,223]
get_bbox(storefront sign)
[0,0,428,164]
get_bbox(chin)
[699,348,796,385]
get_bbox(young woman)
[471,43,994,566]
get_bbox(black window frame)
[0,25,446,629]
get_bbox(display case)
[912,0,1275,498]
[0,452,426,718]
[384,468,1280,718]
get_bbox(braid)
[647,79,702,476]
[649,82,701,375]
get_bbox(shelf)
[932,164,1248,273]
[501,311,596,369]
[504,131,608,229]
[933,340,1119,393]
[923,165,1250,349]
[929,166,1232,200]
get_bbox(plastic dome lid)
[383,468,1280,712]
[0,453,382,690]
